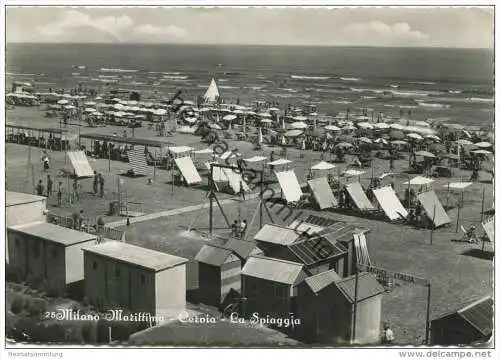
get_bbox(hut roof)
[335,273,385,304]
[304,269,342,294]
[242,256,304,285]
[84,241,187,272]
[254,224,303,246]
[6,191,46,206]
[9,222,97,247]
[195,244,234,266]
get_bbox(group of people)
[231,219,248,239]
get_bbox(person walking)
[57,182,63,207]
[99,173,105,198]
[36,180,44,196]
[92,171,98,195]
[41,151,50,171]
[46,174,53,197]
[72,178,79,202]
[240,220,247,239]
[381,323,395,344]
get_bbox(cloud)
[132,24,187,41]
[343,21,430,46]
[35,10,184,43]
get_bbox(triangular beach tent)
[204,78,220,103]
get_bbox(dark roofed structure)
[335,272,386,303]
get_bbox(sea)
[5,44,495,128]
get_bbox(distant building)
[297,271,385,344]
[195,239,262,308]
[83,241,188,321]
[241,256,307,322]
[431,296,493,345]
[7,222,98,297]
[6,191,47,264]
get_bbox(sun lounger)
[307,177,338,209]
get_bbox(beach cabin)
[297,271,385,344]
[7,223,98,297]
[430,296,493,345]
[241,256,307,321]
[83,241,188,321]
[195,239,263,308]
[195,243,241,308]
[6,191,47,264]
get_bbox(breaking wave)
[291,75,330,80]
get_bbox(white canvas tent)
[373,186,408,221]
[174,156,202,185]
[275,170,303,204]
[204,78,220,103]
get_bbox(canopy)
[474,142,492,148]
[324,125,341,131]
[456,139,474,145]
[407,133,423,140]
[223,114,237,121]
[291,121,308,129]
[268,158,292,166]
[372,123,390,129]
[204,78,220,103]
[443,182,473,190]
[285,129,304,137]
[342,169,366,177]
[311,161,335,171]
[471,149,492,155]
[244,156,267,163]
[193,148,214,155]
[169,146,193,155]
[391,140,409,146]
[357,122,373,129]
[414,151,436,158]
[57,99,69,105]
[358,137,372,144]
[403,176,435,186]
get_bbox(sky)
[5,7,494,48]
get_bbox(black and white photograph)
[1,1,496,356]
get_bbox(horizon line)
[6,42,493,50]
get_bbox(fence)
[46,212,124,241]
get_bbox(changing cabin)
[241,256,307,322]
[83,241,188,321]
[7,222,98,297]
[297,271,385,344]
[6,191,47,263]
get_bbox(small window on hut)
[92,261,97,270]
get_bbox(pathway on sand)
[106,192,262,228]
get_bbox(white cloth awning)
[267,158,292,166]
[342,169,366,177]
[311,161,335,170]
[168,146,193,154]
[244,156,267,163]
[403,176,435,186]
[443,182,473,190]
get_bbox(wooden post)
[480,186,485,222]
[430,204,436,244]
[455,201,461,234]
[209,164,214,236]
[351,264,359,344]
[425,283,431,345]
[260,170,264,229]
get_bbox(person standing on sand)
[57,182,63,206]
[381,323,395,344]
[36,180,44,197]
[93,171,98,195]
[46,174,53,197]
[99,173,105,198]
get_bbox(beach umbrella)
[390,123,405,130]
[324,125,341,131]
[311,161,336,171]
[425,135,441,142]
[92,112,104,116]
[294,116,308,122]
[474,142,492,148]
[199,108,211,113]
[259,113,272,118]
[449,123,465,131]
[57,99,69,105]
[342,169,366,177]
[260,119,272,123]
[358,137,372,144]
[357,122,373,130]
[374,138,389,145]
[64,105,76,110]
[456,139,473,146]
[335,142,354,149]
[155,109,167,116]
[135,114,145,119]
[94,96,103,100]
[269,107,280,112]
[223,114,237,121]
[389,130,405,140]
[84,108,96,113]
[285,129,304,137]
[85,101,97,106]
[111,97,121,102]
[391,140,409,146]
[184,117,197,124]
[233,109,245,114]
[209,123,222,130]
[372,122,390,129]
[246,111,257,116]
[407,133,423,140]
[414,151,436,158]
[291,121,308,129]
[472,149,492,155]
[403,176,435,186]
